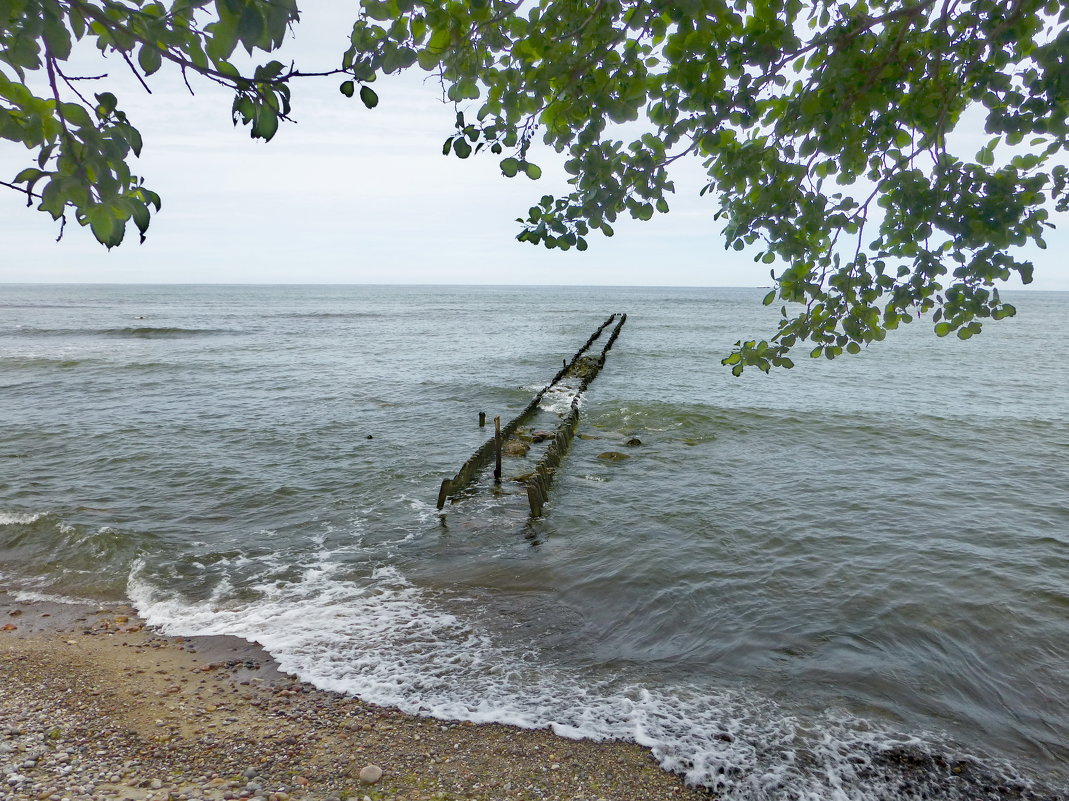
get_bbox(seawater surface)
[1,284,1067,800]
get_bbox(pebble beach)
[0,594,709,801]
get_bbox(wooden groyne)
[436,313,627,511]
[526,313,626,516]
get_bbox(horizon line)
[2,281,1064,292]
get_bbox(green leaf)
[94,92,118,118]
[205,15,238,61]
[142,188,162,211]
[87,205,116,247]
[14,167,45,185]
[42,15,73,60]
[131,200,150,233]
[453,137,471,158]
[340,80,355,98]
[254,105,278,140]
[934,322,951,337]
[237,4,265,52]
[524,162,542,180]
[359,85,379,108]
[500,157,519,177]
[138,45,163,76]
[427,27,451,53]
[60,103,93,129]
[130,201,150,243]
[416,48,440,70]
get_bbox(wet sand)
[0,594,710,801]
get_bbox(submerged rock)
[597,451,630,461]
[503,439,530,456]
[625,437,642,447]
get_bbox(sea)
[1,283,1066,801]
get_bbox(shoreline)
[0,592,709,801]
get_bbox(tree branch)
[69,0,349,90]
[770,0,941,73]
[44,51,73,143]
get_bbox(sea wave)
[0,326,235,339]
[0,356,87,369]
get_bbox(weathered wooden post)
[479,411,486,427]
[493,415,502,484]
[527,482,543,516]
[436,478,452,510]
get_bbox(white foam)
[10,589,98,606]
[538,385,582,416]
[123,556,955,800]
[0,511,45,526]
[403,494,442,526]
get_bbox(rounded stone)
[358,764,383,784]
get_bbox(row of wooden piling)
[526,313,627,517]
[436,313,620,510]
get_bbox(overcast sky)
[2,7,1067,289]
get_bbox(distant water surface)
[1,284,1067,800]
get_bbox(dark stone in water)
[854,744,1058,801]
[625,437,642,446]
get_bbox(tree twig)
[0,178,43,200]
[119,50,153,94]
[56,64,97,107]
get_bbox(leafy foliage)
[3,1,1068,369]
[1,0,309,246]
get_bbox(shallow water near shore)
[2,284,1067,800]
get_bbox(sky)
[2,7,1067,289]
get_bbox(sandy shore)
[0,594,710,801]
